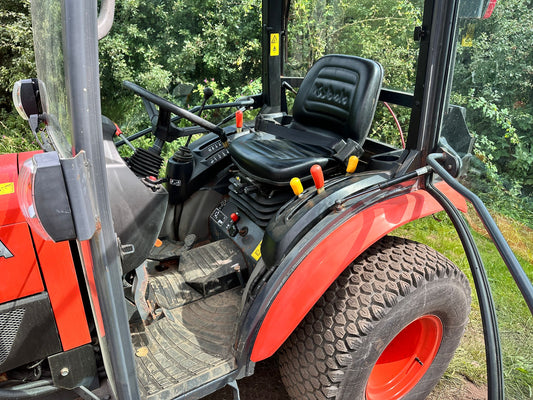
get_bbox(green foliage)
[0,0,35,111]
[287,0,422,89]
[99,0,261,103]
[286,0,421,146]
[0,0,37,154]
[397,212,533,399]
[0,109,39,153]
[98,0,263,155]
[452,0,533,197]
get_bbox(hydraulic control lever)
[186,87,215,146]
[198,87,214,118]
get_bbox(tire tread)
[279,236,470,399]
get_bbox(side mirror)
[459,0,497,19]
[12,79,54,151]
[12,79,43,121]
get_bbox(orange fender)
[251,181,466,361]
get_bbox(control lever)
[235,110,243,133]
[198,87,214,118]
[290,177,303,197]
[114,123,136,152]
[346,155,359,175]
[282,81,298,95]
[186,87,215,146]
[310,164,325,194]
[229,212,240,237]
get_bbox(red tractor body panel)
[0,153,26,225]
[1,152,44,303]
[0,151,91,350]
[251,182,466,361]
[34,234,91,350]
[0,223,44,303]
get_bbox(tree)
[453,0,533,195]
[98,0,262,111]
[0,0,34,111]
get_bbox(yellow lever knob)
[346,155,359,174]
[290,177,304,197]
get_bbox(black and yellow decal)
[252,240,262,261]
[270,33,280,56]
[0,182,15,195]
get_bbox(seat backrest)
[291,54,383,144]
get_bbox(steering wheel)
[123,80,228,145]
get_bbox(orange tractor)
[1,0,531,398]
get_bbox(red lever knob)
[310,164,325,194]
[230,212,240,223]
[235,110,243,131]
[113,122,123,136]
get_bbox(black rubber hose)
[426,176,503,400]
[0,379,62,399]
[427,153,533,315]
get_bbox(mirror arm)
[97,0,115,40]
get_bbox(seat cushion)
[228,134,332,185]
[292,54,383,143]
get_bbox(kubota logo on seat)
[0,240,13,259]
[313,83,350,108]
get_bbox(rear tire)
[278,236,471,400]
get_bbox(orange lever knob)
[310,164,325,194]
[346,155,359,174]
[290,177,304,197]
[236,110,243,132]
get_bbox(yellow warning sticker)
[251,240,262,261]
[461,24,475,47]
[0,182,15,196]
[270,33,280,56]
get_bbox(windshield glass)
[286,0,423,92]
[31,0,73,158]
[286,0,423,148]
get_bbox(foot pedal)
[180,239,248,297]
[149,240,184,261]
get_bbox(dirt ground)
[204,356,289,400]
[204,355,488,400]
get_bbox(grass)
[395,209,533,399]
[0,110,39,154]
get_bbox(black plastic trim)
[0,292,62,374]
[428,154,533,314]
[261,172,391,266]
[425,169,504,400]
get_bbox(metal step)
[131,288,241,399]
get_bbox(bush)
[0,109,39,153]
[0,0,35,112]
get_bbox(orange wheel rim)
[366,315,443,400]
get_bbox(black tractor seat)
[228,54,384,186]
[229,132,335,185]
